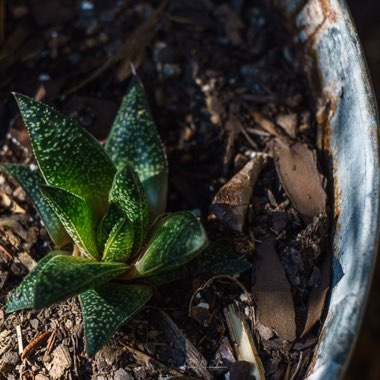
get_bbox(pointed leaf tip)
[6,251,69,313]
[135,211,207,277]
[80,283,152,356]
[15,94,116,217]
[105,78,168,220]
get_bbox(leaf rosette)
[3,76,251,356]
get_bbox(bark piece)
[273,140,326,222]
[301,254,331,337]
[210,155,266,232]
[152,309,212,380]
[253,239,296,341]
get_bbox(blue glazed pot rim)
[272,0,379,378]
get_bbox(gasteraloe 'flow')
[3,75,251,357]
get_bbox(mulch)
[0,1,331,379]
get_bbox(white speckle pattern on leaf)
[40,185,100,259]
[102,217,134,263]
[105,76,168,218]
[80,283,152,357]
[33,255,128,309]
[110,163,148,252]
[136,211,207,276]
[14,93,116,217]
[5,251,69,313]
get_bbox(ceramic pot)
[271,0,379,378]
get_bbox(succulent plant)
[3,75,251,356]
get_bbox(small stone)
[30,319,39,330]
[50,346,72,379]
[114,368,133,380]
[1,351,19,365]
[133,366,146,380]
[35,375,50,380]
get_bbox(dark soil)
[0,1,330,379]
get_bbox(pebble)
[1,351,19,365]
[114,368,133,380]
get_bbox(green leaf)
[6,251,69,313]
[14,94,116,218]
[110,163,148,252]
[133,211,207,277]
[105,76,168,219]
[80,283,152,357]
[1,164,70,247]
[40,185,99,260]
[97,203,124,252]
[33,255,128,309]
[192,242,252,276]
[102,217,134,263]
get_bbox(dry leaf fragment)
[301,254,331,337]
[253,239,296,341]
[273,140,327,223]
[210,155,267,232]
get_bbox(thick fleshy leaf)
[14,93,116,217]
[97,203,125,253]
[6,251,69,313]
[1,164,70,246]
[40,185,99,259]
[102,217,134,263]
[33,255,128,309]
[80,283,152,357]
[110,163,148,252]
[191,242,252,276]
[105,76,168,219]
[132,211,207,277]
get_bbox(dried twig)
[16,325,24,355]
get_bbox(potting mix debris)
[0,1,330,379]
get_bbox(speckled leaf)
[97,203,125,253]
[105,76,168,219]
[40,185,99,260]
[14,93,116,217]
[1,164,70,247]
[80,283,152,357]
[33,256,128,309]
[191,242,252,276]
[110,163,148,252]
[133,211,207,277]
[5,251,69,313]
[102,217,134,263]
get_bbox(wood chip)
[210,154,267,231]
[273,140,327,223]
[251,112,281,137]
[253,239,296,341]
[152,309,212,380]
[276,113,297,138]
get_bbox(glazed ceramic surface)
[270,0,379,378]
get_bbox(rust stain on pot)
[296,0,338,47]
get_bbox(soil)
[0,1,330,379]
